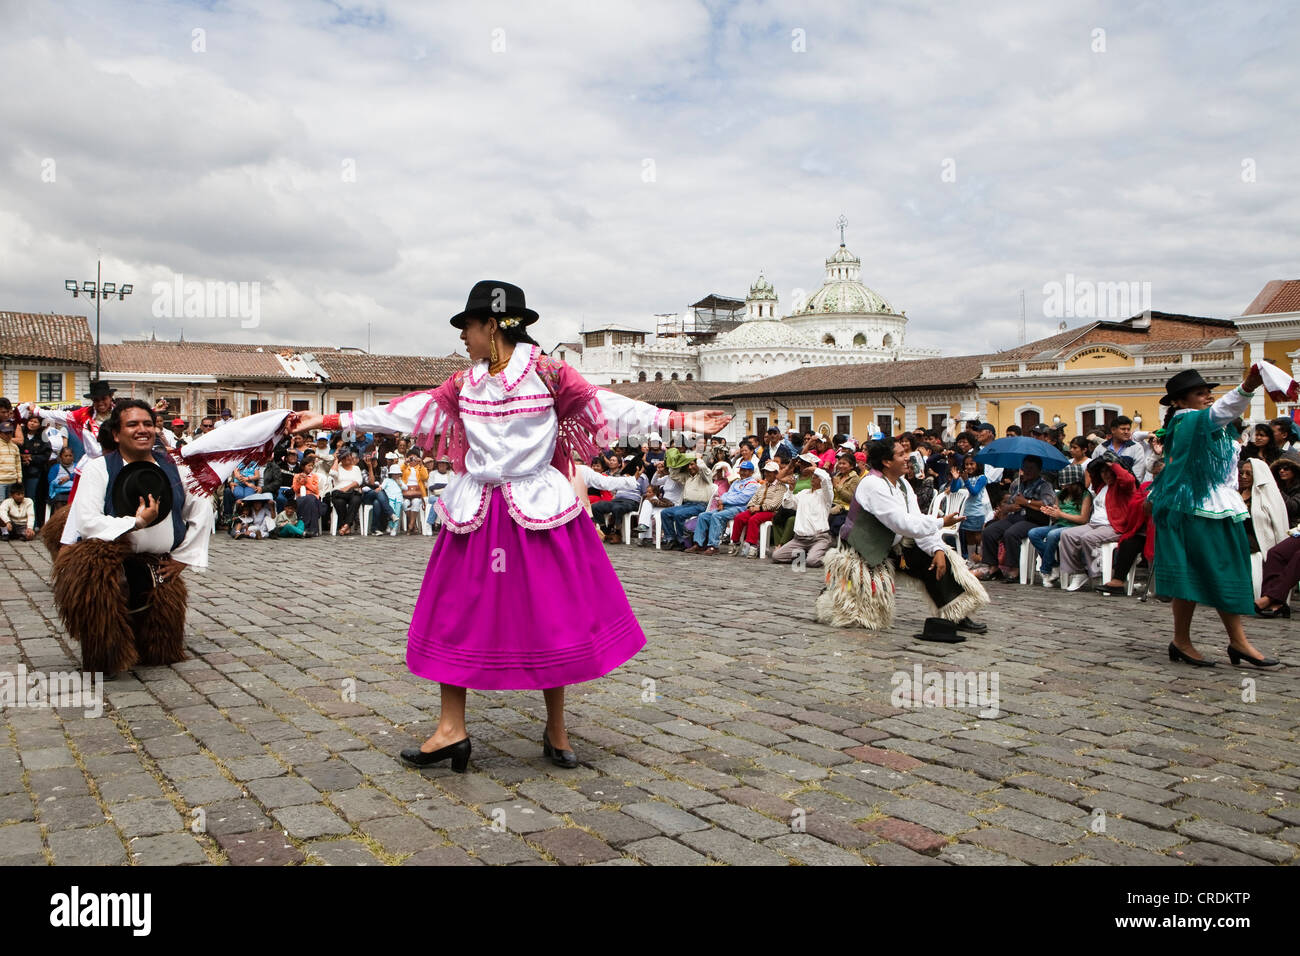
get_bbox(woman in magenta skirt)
[296,281,730,770]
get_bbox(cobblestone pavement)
[1,533,1297,866]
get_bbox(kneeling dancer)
[45,400,214,674]
[817,436,989,640]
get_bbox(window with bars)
[250,399,269,413]
[206,399,229,416]
[798,415,812,435]
[38,373,63,402]
[835,414,851,437]
[291,400,311,412]
[335,401,354,413]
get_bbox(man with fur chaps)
[41,400,213,675]
[817,436,990,642]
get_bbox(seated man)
[974,454,1056,582]
[818,436,989,639]
[770,459,833,567]
[659,456,714,550]
[686,460,758,555]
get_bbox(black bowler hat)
[912,617,966,644]
[111,460,173,527]
[448,280,539,330]
[84,380,115,400]
[1161,369,1220,406]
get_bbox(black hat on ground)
[448,280,539,330]
[84,380,115,400]
[1161,369,1220,406]
[912,617,966,644]
[111,460,173,528]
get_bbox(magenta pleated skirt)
[406,487,647,690]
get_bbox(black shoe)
[954,618,987,634]
[542,731,578,769]
[400,737,471,772]
[1255,603,1291,619]
[1227,646,1280,668]
[1168,643,1215,667]
[1095,584,1128,597]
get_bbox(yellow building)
[0,312,94,406]
[1236,280,1300,421]
[977,312,1244,436]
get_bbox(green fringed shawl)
[1147,407,1238,524]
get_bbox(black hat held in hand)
[112,461,174,527]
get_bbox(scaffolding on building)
[656,293,745,342]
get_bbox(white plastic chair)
[758,520,774,559]
[623,510,634,546]
[330,502,371,536]
[1097,541,1139,596]
[1019,539,1041,586]
[938,488,969,554]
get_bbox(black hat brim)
[449,307,539,330]
[1160,382,1219,406]
[111,461,174,528]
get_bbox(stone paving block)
[481,800,563,835]
[1174,819,1295,863]
[450,827,545,864]
[247,775,322,809]
[533,827,622,865]
[408,800,483,831]
[636,779,723,810]
[273,804,352,840]
[434,774,512,806]
[679,827,789,866]
[110,799,185,838]
[0,822,44,863]
[1176,841,1270,866]
[130,832,208,865]
[307,839,385,865]
[623,836,709,866]
[296,760,365,793]
[763,833,866,866]
[1174,781,1278,813]
[883,799,978,835]
[331,787,404,824]
[175,776,244,806]
[20,746,75,771]
[861,842,950,866]
[1077,792,1189,830]
[402,845,483,866]
[226,756,287,781]
[0,793,35,824]
[201,800,275,836]
[843,745,925,772]
[216,831,305,865]
[963,826,1078,864]
[1079,837,1185,866]
[622,801,710,836]
[39,795,107,831]
[858,816,948,855]
[938,843,1027,866]
[142,734,201,759]
[756,752,829,782]
[694,802,789,839]
[569,809,659,847]
[98,773,166,805]
[47,826,128,866]
[973,807,1087,845]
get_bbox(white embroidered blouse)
[339,344,672,532]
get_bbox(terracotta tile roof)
[603,380,734,405]
[1129,336,1242,354]
[312,352,464,387]
[101,342,301,378]
[1243,280,1300,316]
[714,354,992,400]
[0,312,94,364]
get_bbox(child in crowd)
[1,485,36,541]
[381,465,404,534]
[48,446,76,510]
[276,501,305,537]
[1031,463,1091,587]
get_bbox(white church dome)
[714,318,819,349]
[797,244,899,316]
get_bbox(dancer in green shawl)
[1149,368,1278,668]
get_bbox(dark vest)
[104,451,187,551]
[844,498,899,567]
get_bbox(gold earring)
[489,334,499,367]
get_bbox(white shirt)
[854,472,945,555]
[66,456,214,569]
[332,464,363,491]
[652,472,684,506]
[342,344,667,532]
[790,468,833,537]
[1089,486,1109,526]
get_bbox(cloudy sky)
[2,0,1296,359]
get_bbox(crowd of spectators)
[4,396,1300,618]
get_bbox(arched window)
[637,371,646,382]
[654,372,663,381]
[852,333,867,347]
[882,333,894,348]
[822,334,836,346]
[670,372,678,381]
[685,373,693,380]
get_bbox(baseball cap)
[763,460,779,472]
[388,464,402,475]
[171,417,184,427]
[798,452,818,465]
[738,461,755,471]
[975,422,995,432]
[0,421,13,433]
[1031,423,1051,435]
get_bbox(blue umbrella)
[973,437,1070,472]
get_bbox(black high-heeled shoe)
[1227,646,1280,668]
[400,737,471,772]
[542,731,578,769]
[1168,643,1216,667]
